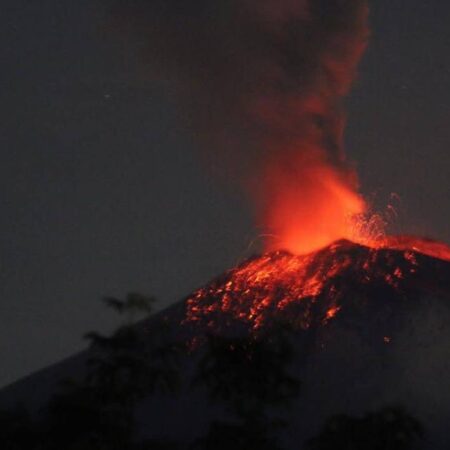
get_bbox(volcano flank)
[2,237,449,449]
[184,238,450,335]
[179,238,450,449]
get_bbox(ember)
[185,238,449,332]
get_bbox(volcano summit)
[184,238,450,333]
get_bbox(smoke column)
[113,0,370,254]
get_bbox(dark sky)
[1,1,449,387]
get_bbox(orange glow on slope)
[184,238,450,332]
[383,235,450,263]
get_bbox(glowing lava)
[185,238,450,333]
[382,235,450,263]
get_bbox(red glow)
[260,148,367,254]
[383,235,450,262]
[184,238,450,332]
[257,148,450,263]
[179,1,450,338]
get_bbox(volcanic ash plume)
[244,0,370,254]
[115,0,370,254]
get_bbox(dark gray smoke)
[111,0,370,251]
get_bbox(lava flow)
[185,237,450,332]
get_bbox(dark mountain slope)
[1,239,449,449]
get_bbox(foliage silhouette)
[192,323,300,449]
[191,415,283,450]
[44,293,181,449]
[306,405,424,450]
[1,293,181,450]
[0,407,39,450]
[0,294,427,450]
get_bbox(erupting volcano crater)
[184,237,450,334]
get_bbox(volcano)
[169,237,450,450]
[1,237,449,449]
[184,237,450,333]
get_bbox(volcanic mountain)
[184,237,450,333]
[1,238,450,449]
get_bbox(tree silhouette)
[0,293,427,450]
[192,323,300,449]
[0,407,39,450]
[306,405,424,450]
[36,293,179,450]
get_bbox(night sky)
[1,1,449,387]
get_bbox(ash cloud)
[112,0,370,250]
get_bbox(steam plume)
[113,0,370,254]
